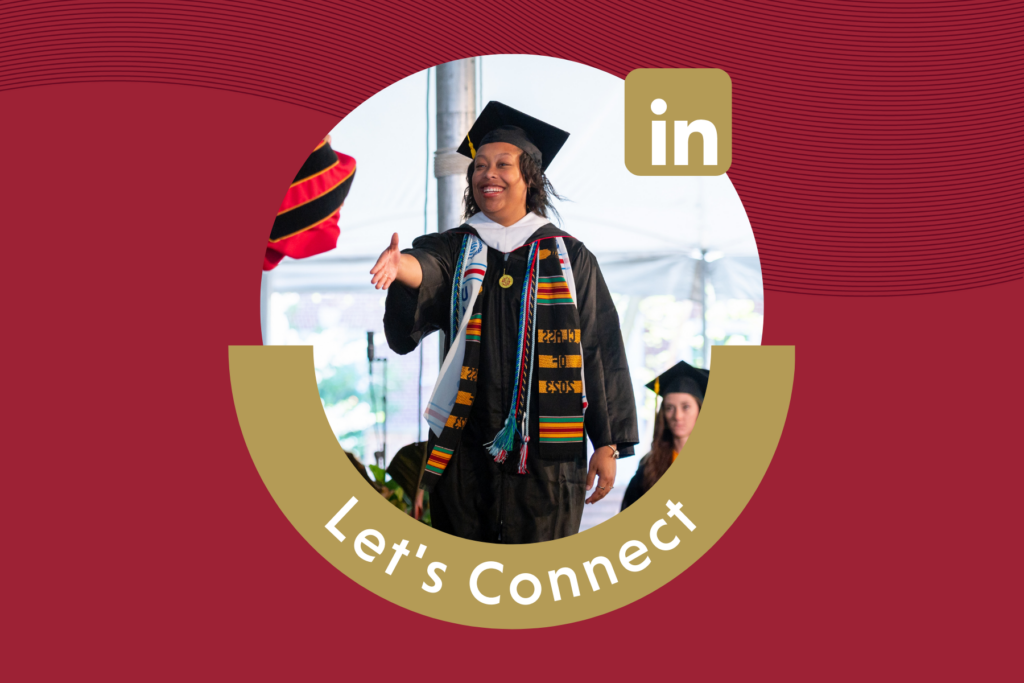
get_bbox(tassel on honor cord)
[517,436,530,474]
[487,241,539,469]
[486,416,519,464]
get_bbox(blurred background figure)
[621,361,709,511]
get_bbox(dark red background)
[3,2,1020,679]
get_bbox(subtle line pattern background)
[3,4,1022,680]
[1,0,1020,295]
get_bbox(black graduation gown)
[620,453,651,512]
[384,224,638,544]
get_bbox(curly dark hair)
[462,150,564,223]
[643,395,703,490]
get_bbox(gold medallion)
[499,274,514,289]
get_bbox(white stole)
[424,235,488,437]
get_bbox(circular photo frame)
[240,56,793,627]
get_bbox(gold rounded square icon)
[625,68,732,176]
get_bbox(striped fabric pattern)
[539,416,585,443]
[269,141,356,242]
[464,267,486,284]
[264,139,356,271]
[537,275,574,305]
[425,445,453,476]
[465,314,482,341]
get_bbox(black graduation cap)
[457,101,570,172]
[645,361,710,402]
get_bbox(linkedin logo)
[625,69,732,176]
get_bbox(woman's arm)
[571,242,639,457]
[382,232,458,355]
[568,240,639,504]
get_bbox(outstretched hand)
[585,446,617,504]
[369,232,401,290]
[414,489,424,520]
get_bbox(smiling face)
[662,392,701,442]
[471,142,530,226]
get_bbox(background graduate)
[370,101,638,543]
[620,361,708,511]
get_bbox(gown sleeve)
[620,454,650,510]
[569,241,640,457]
[383,233,459,355]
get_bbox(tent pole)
[435,58,476,365]
[259,270,271,345]
[701,249,709,368]
[418,66,431,443]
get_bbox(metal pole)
[434,58,476,361]
[435,59,476,233]
[701,249,709,368]
[418,66,431,444]
[259,270,271,344]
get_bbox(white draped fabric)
[266,55,761,305]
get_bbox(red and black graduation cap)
[457,101,569,172]
[646,360,710,402]
[264,138,356,271]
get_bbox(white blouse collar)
[464,212,551,253]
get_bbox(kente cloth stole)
[421,234,584,490]
[530,239,585,459]
[421,235,487,492]
[421,298,484,490]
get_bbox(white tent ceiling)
[268,55,761,301]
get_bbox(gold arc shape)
[229,345,795,628]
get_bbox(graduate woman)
[620,361,708,511]
[370,102,638,544]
